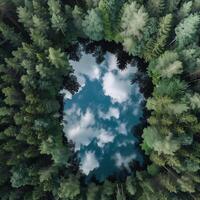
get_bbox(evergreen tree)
[144,14,173,61]
[48,0,66,34]
[125,175,137,196]
[120,1,149,54]
[58,176,80,200]
[0,0,200,199]
[98,0,124,41]
[175,13,200,48]
[0,22,22,47]
[147,0,165,17]
[82,9,104,41]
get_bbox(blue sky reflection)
[63,51,144,181]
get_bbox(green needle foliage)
[175,13,200,48]
[0,0,200,200]
[144,14,173,61]
[82,8,104,41]
[48,0,67,34]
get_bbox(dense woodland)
[0,0,200,199]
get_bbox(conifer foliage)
[0,0,200,200]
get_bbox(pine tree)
[144,14,173,61]
[87,183,100,200]
[175,14,200,48]
[58,176,80,200]
[48,0,66,34]
[147,0,165,17]
[82,9,104,41]
[153,79,187,99]
[148,51,183,83]
[177,175,196,193]
[159,174,177,193]
[40,136,69,166]
[147,164,159,176]
[17,6,32,29]
[142,127,180,155]
[188,93,200,110]
[48,47,71,70]
[85,0,100,9]
[72,5,85,36]
[178,1,193,20]
[101,180,115,200]
[0,22,22,47]
[121,1,148,39]
[10,164,33,188]
[125,175,137,196]
[165,0,181,13]
[98,0,124,41]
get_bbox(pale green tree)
[58,176,80,200]
[120,1,149,54]
[82,9,104,41]
[175,14,200,48]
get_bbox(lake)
[62,47,144,182]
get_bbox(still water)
[63,50,144,181]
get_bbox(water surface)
[62,51,144,181]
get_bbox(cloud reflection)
[63,52,144,181]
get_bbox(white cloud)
[81,109,95,126]
[69,53,101,85]
[80,151,99,175]
[133,107,139,116]
[132,93,144,116]
[134,84,141,96]
[117,123,127,135]
[64,108,98,150]
[102,72,132,103]
[118,66,137,81]
[76,75,86,91]
[64,104,81,117]
[92,67,101,80]
[118,140,135,147]
[102,53,137,104]
[97,129,115,147]
[104,53,143,105]
[113,153,136,171]
[60,89,72,100]
[107,53,118,71]
[98,107,120,120]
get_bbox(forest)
[0,0,200,199]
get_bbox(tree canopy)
[0,0,200,200]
